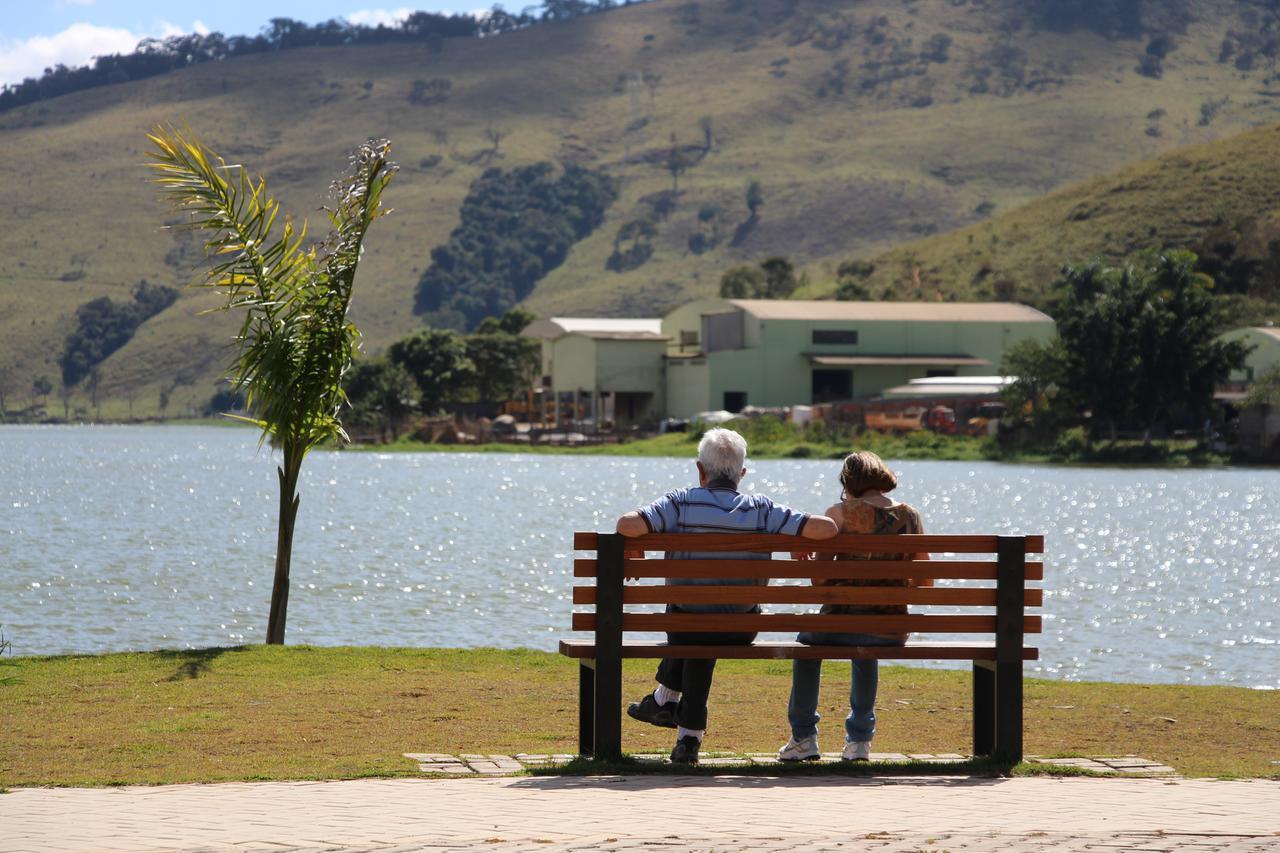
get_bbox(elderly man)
[615,427,838,764]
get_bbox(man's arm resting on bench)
[615,512,838,539]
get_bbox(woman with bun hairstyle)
[778,451,930,762]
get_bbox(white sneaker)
[842,740,871,762]
[778,735,821,762]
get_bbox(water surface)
[2,425,1276,688]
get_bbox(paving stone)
[402,753,456,762]
[418,763,473,774]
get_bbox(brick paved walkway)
[3,774,1278,852]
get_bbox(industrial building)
[525,300,1056,424]
[1218,326,1280,384]
[659,299,1055,418]
[522,317,669,427]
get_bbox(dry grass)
[1,646,1276,787]
[5,0,1280,415]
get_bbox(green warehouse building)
[1217,326,1280,385]
[660,298,1056,418]
[526,300,1056,423]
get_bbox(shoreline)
[3,421,1266,467]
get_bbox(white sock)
[677,726,705,742]
[654,684,681,706]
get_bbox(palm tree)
[147,126,397,643]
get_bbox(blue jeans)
[787,632,903,743]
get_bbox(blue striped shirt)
[637,481,810,613]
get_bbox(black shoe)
[670,735,701,765]
[627,694,678,728]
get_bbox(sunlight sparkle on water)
[1,425,1277,688]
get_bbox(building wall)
[548,334,598,392]
[1219,328,1280,383]
[660,300,1056,414]
[666,357,711,418]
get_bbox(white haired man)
[615,427,838,764]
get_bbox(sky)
[0,0,496,87]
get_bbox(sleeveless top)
[818,499,925,640]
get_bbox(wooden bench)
[560,531,1045,763]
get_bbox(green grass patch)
[2,646,1276,787]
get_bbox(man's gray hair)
[698,428,747,483]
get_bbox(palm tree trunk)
[266,446,303,644]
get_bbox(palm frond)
[147,127,396,454]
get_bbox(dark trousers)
[655,607,758,731]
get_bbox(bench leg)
[593,654,623,761]
[578,661,595,757]
[994,660,1023,764]
[972,661,995,758]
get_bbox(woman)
[778,450,930,762]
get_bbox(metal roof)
[811,355,991,367]
[569,330,670,341]
[727,299,1053,323]
[522,317,663,339]
[883,376,1014,398]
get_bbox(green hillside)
[4,0,1280,417]
[814,120,1280,316]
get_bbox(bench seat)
[559,639,1039,660]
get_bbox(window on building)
[812,329,858,345]
[811,369,853,403]
[680,330,699,350]
[724,391,748,413]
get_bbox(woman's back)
[820,499,924,619]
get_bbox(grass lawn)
[2,646,1276,787]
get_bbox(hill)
[812,120,1280,320]
[5,0,1280,416]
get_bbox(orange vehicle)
[864,406,956,434]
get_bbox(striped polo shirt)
[637,479,811,614]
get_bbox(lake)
[2,425,1276,688]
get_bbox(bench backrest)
[573,532,1045,659]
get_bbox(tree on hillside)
[388,328,475,413]
[0,365,13,417]
[148,127,397,644]
[1051,251,1247,440]
[32,376,53,410]
[719,265,766,299]
[666,133,689,193]
[745,180,763,219]
[761,256,799,299]
[698,115,714,151]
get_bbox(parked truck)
[864,406,957,434]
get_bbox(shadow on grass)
[154,646,250,681]
[518,755,1051,788]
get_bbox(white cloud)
[0,20,210,88]
[345,7,414,28]
[192,20,210,37]
[0,23,140,87]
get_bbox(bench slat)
[573,585,1043,607]
[559,638,1039,661]
[571,612,1042,633]
[574,532,1045,554]
[574,558,1044,581]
